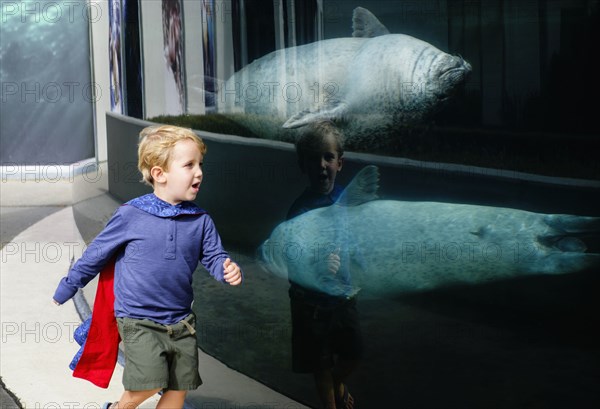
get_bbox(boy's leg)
[156,390,187,409]
[331,300,362,408]
[333,357,359,389]
[113,388,161,409]
[331,359,359,409]
[314,369,336,409]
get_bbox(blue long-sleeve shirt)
[54,194,236,325]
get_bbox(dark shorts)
[116,313,202,391]
[290,296,364,373]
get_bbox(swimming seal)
[258,166,599,297]
[219,7,471,148]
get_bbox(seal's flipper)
[336,165,380,207]
[544,214,600,233]
[537,252,600,274]
[283,101,349,129]
[352,7,390,38]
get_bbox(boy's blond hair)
[138,125,207,186]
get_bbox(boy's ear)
[150,166,166,184]
[338,156,344,171]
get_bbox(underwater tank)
[99,1,600,408]
[188,2,600,408]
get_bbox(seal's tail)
[541,215,600,260]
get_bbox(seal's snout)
[256,240,268,263]
[434,56,471,101]
[256,240,275,274]
[456,54,471,69]
[463,58,472,71]
[437,55,471,85]
[458,56,472,77]
[446,56,471,78]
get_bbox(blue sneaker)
[101,403,114,409]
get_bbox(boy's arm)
[199,216,243,285]
[53,209,128,304]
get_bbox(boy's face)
[302,135,343,195]
[158,139,204,204]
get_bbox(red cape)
[72,261,120,388]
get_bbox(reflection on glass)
[218,7,471,151]
[260,165,599,297]
[162,0,185,114]
[271,121,363,409]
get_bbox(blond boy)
[53,125,242,409]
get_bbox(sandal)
[335,384,354,409]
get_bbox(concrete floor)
[1,206,65,409]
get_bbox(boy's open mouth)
[192,182,201,189]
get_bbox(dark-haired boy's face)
[302,136,343,195]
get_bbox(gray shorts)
[116,313,202,391]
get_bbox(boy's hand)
[326,249,341,275]
[223,258,242,286]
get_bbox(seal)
[258,166,600,297]
[218,7,471,147]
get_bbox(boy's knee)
[119,388,162,408]
[157,389,187,409]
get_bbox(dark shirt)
[286,184,358,305]
[286,185,344,221]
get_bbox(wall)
[89,0,110,164]
[106,112,600,250]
